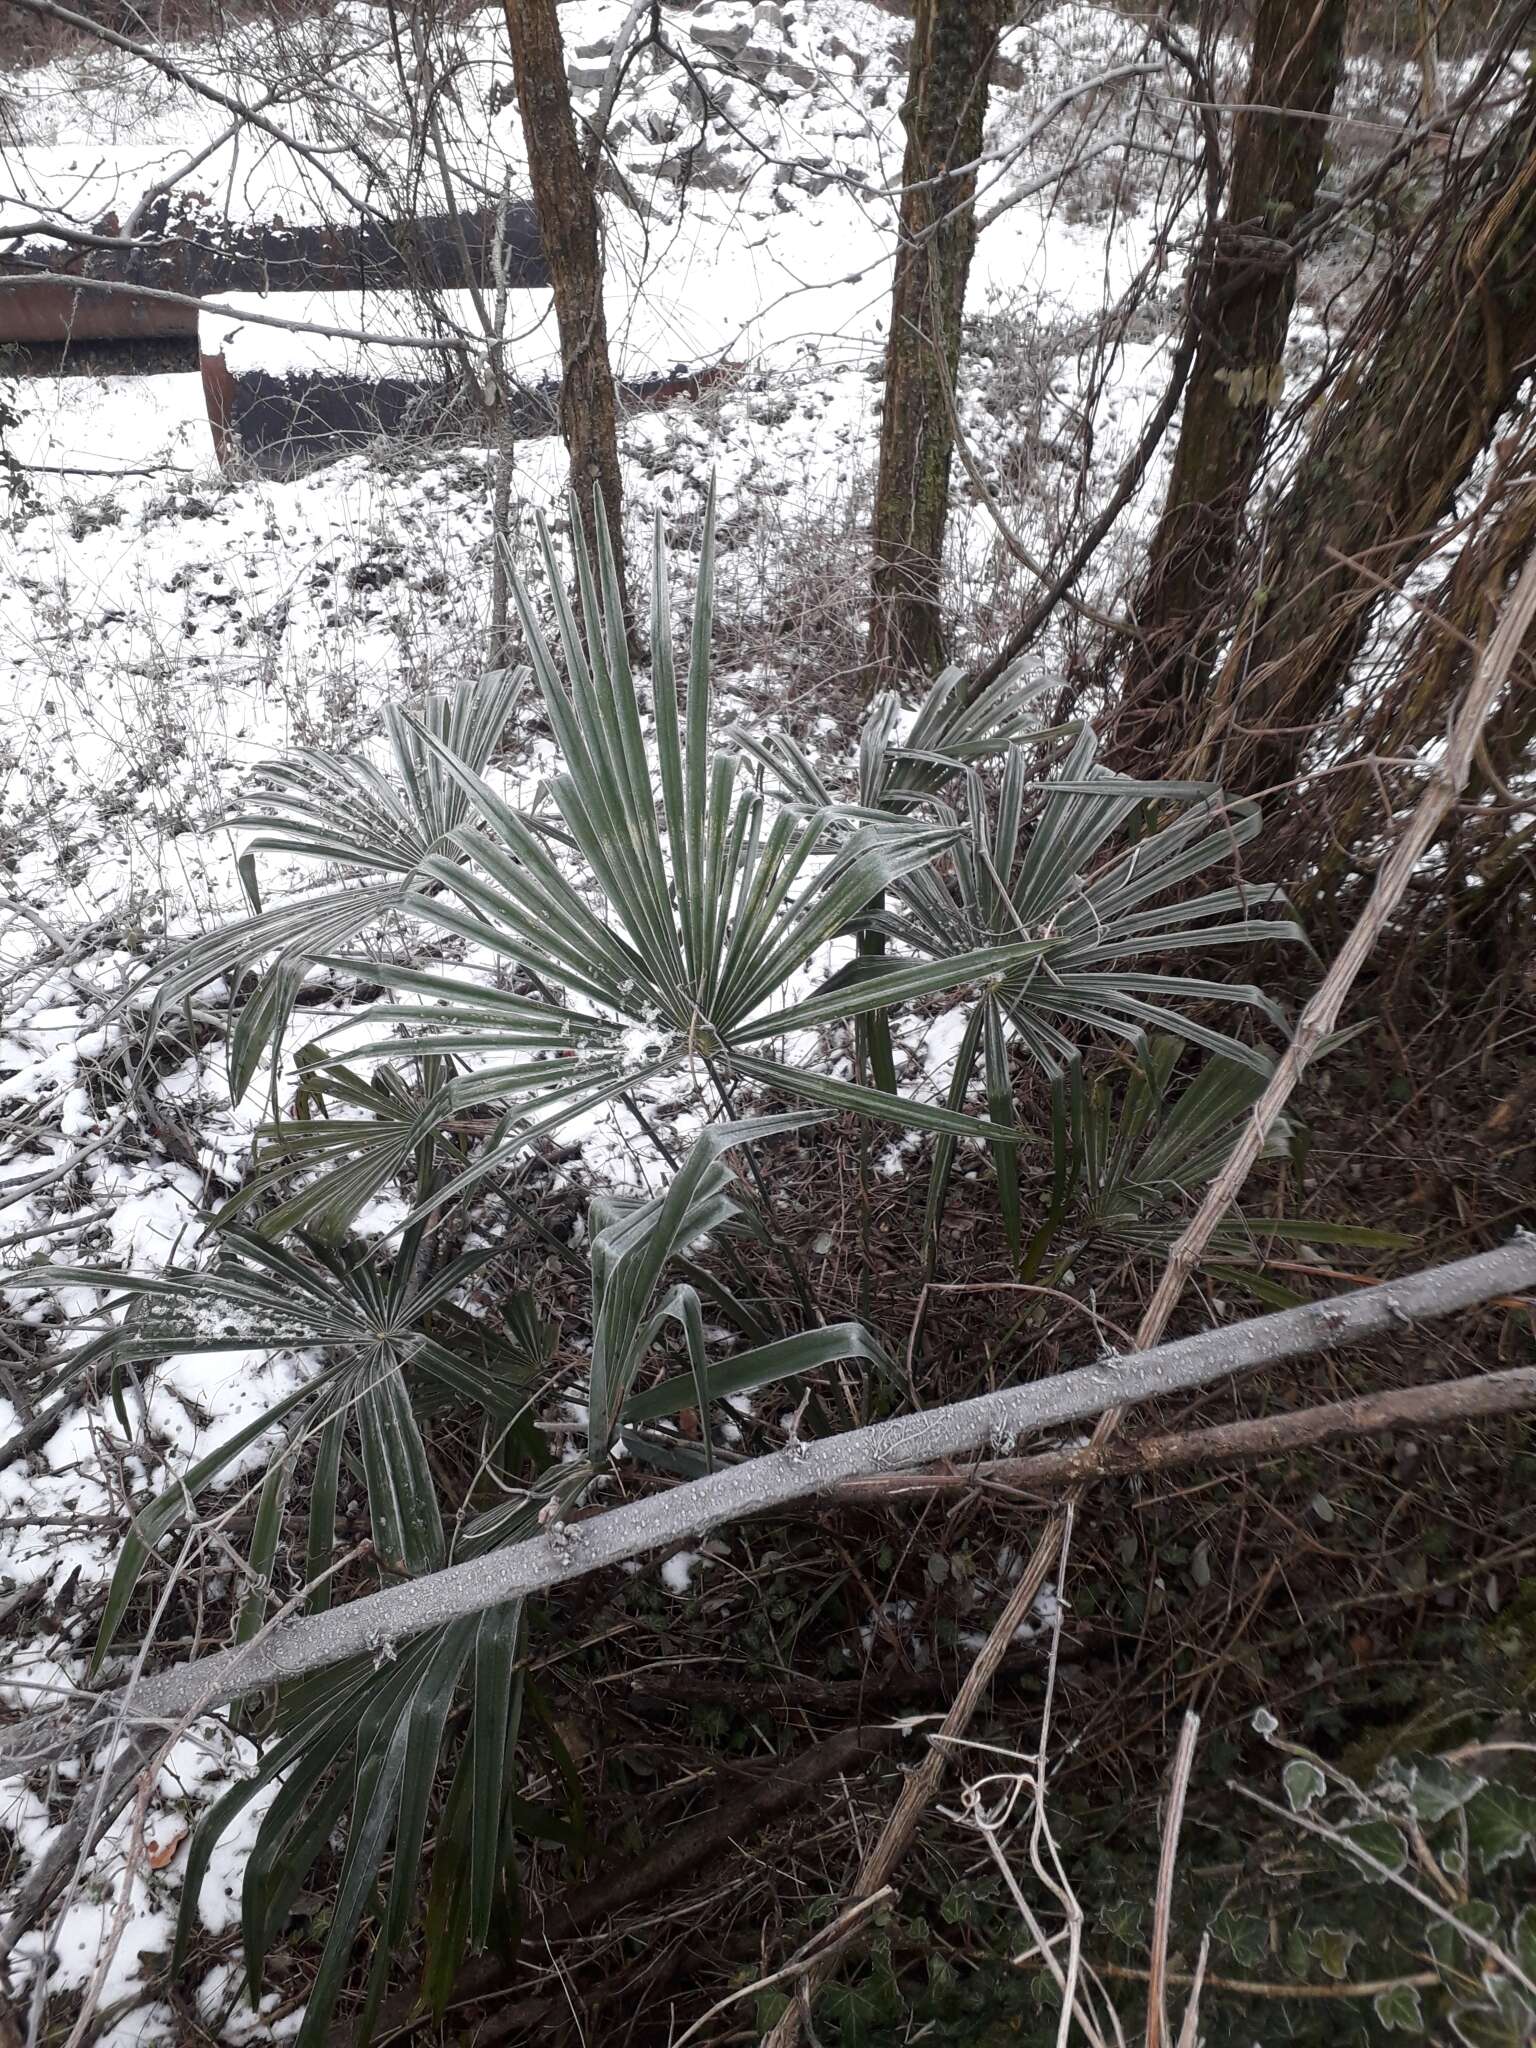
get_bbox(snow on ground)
[0,0,1421,2032]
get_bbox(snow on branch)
[1,1237,1531,1784]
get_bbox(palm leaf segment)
[186,490,1042,1241]
[588,1112,892,1468]
[154,665,526,1108]
[26,1118,884,2046]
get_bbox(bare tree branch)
[0,1240,1529,1785]
[0,0,389,222]
[0,272,475,352]
[827,1362,1536,1505]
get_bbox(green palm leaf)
[1043,1037,1410,1290]
[165,493,1035,1241]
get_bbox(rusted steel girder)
[200,353,732,478]
[0,198,546,345]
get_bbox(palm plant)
[30,1221,556,1659]
[164,493,1040,1245]
[867,727,1304,1262]
[1036,1036,1406,1297]
[154,663,527,1107]
[26,1118,886,2043]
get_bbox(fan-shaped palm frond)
[1036,1037,1409,1296]
[31,1120,887,2045]
[165,492,1039,1242]
[172,1523,546,2048]
[27,1224,553,1663]
[853,727,1307,1262]
[155,665,526,1105]
[732,653,1066,815]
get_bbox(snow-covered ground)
[0,0,1427,2034]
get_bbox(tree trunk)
[500,0,628,618]
[1184,72,1536,797]
[867,0,1004,684]
[1116,0,1346,759]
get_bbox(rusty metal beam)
[0,200,545,345]
[200,354,732,477]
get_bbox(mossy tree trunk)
[1184,74,1536,798]
[501,0,629,622]
[867,0,1005,684]
[1117,0,1346,759]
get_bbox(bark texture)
[1185,72,1536,795]
[868,0,1004,682]
[2,1240,1530,1784]
[500,0,628,614]
[1118,0,1346,754]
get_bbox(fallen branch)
[827,1362,1536,1505]
[759,527,1536,2048]
[0,1241,1530,1784]
[0,273,476,354]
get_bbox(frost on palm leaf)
[167,491,1039,1243]
[819,722,1302,1263]
[24,1116,886,2047]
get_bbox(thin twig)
[1145,1711,1199,2048]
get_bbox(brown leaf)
[145,1829,186,1871]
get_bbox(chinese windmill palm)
[27,1223,556,1666]
[861,726,1308,1261]
[730,655,1072,1092]
[1037,1036,1406,1299]
[156,662,527,1108]
[189,493,1039,1242]
[25,1117,884,2046]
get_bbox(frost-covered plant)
[29,1116,885,2045]
[747,704,1305,1262]
[1242,1713,1536,2044]
[1031,1035,1406,1298]
[31,1218,558,1650]
[161,490,1042,1243]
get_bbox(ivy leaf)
[1102,1898,1146,1948]
[1398,1757,1486,1826]
[1465,1785,1536,1871]
[1340,1818,1409,1880]
[1451,1986,1536,2048]
[1374,1984,1425,2031]
[1430,1901,1502,1983]
[1283,1759,1328,1813]
[822,1959,904,2044]
[1514,1902,1536,1981]
[1307,1925,1361,1980]
[1209,1908,1268,1970]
